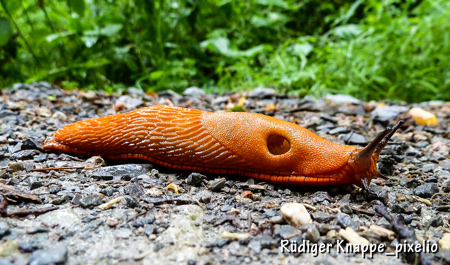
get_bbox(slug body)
[43,105,403,188]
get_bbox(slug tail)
[351,120,405,189]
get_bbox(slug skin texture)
[43,105,403,189]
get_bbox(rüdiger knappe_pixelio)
[279,239,439,259]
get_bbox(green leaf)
[67,0,85,17]
[254,0,289,9]
[291,43,313,56]
[83,24,123,38]
[81,36,98,48]
[251,12,288,27]
[150,70,164,80]
[45,31,76,42]
[200,37,272,58]
[99,24,123,37]
[332,24,362,39]
[0,17,12,47]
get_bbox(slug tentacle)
[349,120,405,189]
[43,105,403,189]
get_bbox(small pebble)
[208,178,226,191]
[335,212,358,230]
[29,247,68,265]
[440,233,450,250]
[7,161,23,172]
[312,212,335,223]
[215,238,229,248]
[186,172,207,186]
[304,227,321,243]
[275,225,299,239]
[248,87,276,98]
[183,87,206,98]
[18,242,42,253]
[79,194,104,208]
[280,203,312,228]
[414,183,439,198]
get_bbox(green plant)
[0,0,449,102]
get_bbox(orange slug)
[43,105,403,189]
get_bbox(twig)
[375,204,433,265]
[7,206,59,217]
[32,166,85,172]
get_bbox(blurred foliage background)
[0,0,449,102]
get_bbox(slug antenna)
[355,120,404,166]
[353,120,405,189]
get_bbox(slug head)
[348,120,404,189]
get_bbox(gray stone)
[114,228,132,239]
[26,227,50,234]
[215,238,229,248]
[123,195,139,208]
[440,160,450,171]
[304,227,320,243]
[99,188,116,197]
[143,205,204,265]
[335,212,358,229]
[9,150,39,160]
[312,212,335,223]
[328,127,349,135]
[414,183,439,198]
[438,170,450,180]
[18,242,42,253]
[422,164,437,173]
[325,94,361,105]
[21,139,43,151]
[158,90,182,100]
[23,162,34,172]
[0,110,16,118]
[183,87,205,98]
[211,96,229,105]
[443,179,450,192]
[85,164,152,180]
[366,185,388,204]
[248,87,276,98]
[34,154,48,163]
[342,132,367,145]
[416,141,429,148]
[370,105,408,124]
[405,146,422,157]
[79,194,104,208]
[115,95,143,109]
[71,194,82,205]
[248,235,276,254]
[0,226,11,239]
[145,214,156,224]
[11,143,23,153]
[439,249,450,264]
[220,204,233,212]
[339,204,353,214]
[123,183,145,197]
[208,178,226,191]
[186,173,207,186]
[28,177,44,190]
[377,217,391,228]
[275,225,299,239]
[127,87,145,96]
[29,247,68,265]
[144,225,156,236]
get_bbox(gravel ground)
[0,82,449,265]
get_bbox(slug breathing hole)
[267,134,290,155]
